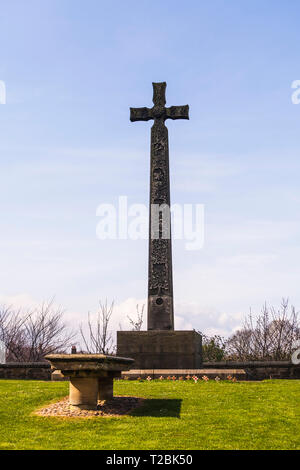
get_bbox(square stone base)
[117,330,202,370]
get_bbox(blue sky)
[1,0,300,337]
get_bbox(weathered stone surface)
[69,377,99,410]
[98,377,113,401]
[130,82,189,331]
[45,354,133,373]
[121,84,202,370]
[117,330,202,369]
[0,360,298,381]
[0,362,51,380]
[45,353,134,410]
[51,370,69,381]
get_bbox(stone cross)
[130,82,189,330]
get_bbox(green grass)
[0,379,299,450]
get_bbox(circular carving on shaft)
[156,297,164,306]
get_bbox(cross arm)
[130,107,153,122]
[166,105,189,120]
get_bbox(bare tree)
[198,332,227,362]
[0,300,75,362]
[79,300,115,354]
[127,304,145,331]
[0,305,28,361]
[23,300,75,361]
[227,299,300,361]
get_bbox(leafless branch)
[127,304,145,331]
[79,300,115,354]
[0,300,75,362]
[227,298,300,361]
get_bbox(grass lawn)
[0,379,299,450]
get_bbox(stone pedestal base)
[69,377,99,410]
[117,330,202,370]
[45,353,134,411]
[98,377,113,401]
[69,377,116,409]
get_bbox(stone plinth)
[45,354,134,410]
[117,330,202,370]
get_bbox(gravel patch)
[35,396,144,418]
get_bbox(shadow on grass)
[132,398,182,418]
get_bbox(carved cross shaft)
[130,82,189,331]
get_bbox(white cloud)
[0,292,41,310]
[175,299,244,337]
